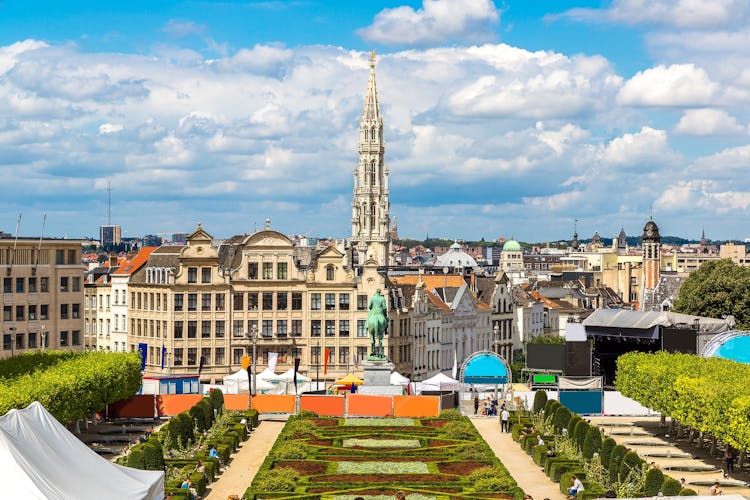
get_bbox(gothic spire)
[363,51,381,121]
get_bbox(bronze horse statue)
[367,289,388,359]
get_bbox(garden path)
[205,419,285,499]
[472,417,566,500]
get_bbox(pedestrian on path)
[501,408,510,432]
[474,394,479,415]
[725,446,735,473]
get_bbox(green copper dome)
[502,239,521,252]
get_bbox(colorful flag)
[268,352,278,372]
[451,349,458,379]
[293,357,301,392]
[323,348,331,375]
[160,344,166,369]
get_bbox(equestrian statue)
[366,289,388,360]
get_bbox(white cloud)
[98,123,124,134]
[553,0,750,29]
[597,127,678,166]
[617,64,718,106]
[357,0,500,46]
[674,108,745,135]
[163,20,206,38]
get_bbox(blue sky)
[1,0,749,242]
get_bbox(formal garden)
[245,409,524,500]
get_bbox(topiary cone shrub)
[619,451,645,482]
[643,467,665,496]
[567,415,582,439]
[679,488,698,496]
[574,420,590,450]
[662,477,682,496]
[533,390,548,414]
[553,406,572,432]
[609,444,627,483]
[599,437,616,468]
[582,426,602,459]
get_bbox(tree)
[673,259,750,328]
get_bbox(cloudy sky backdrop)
[1,0,749,242]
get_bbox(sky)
[1,0,750,242]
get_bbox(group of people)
[473,393,500,417]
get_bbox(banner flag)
[268,352,278,372]
[138,343,148,371]
[324,348,331,375]
[161,344,166,370]
[294,357,301,391]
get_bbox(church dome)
[642,219,660,240]
[502,239,521,252]
[435,241,477,268]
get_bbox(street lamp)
[248,324,258,397]
[316,341,320,392]
[9,327,16,357]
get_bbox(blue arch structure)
[702,331,750,363]
[460,350,510,385]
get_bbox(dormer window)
[326,265,335,281]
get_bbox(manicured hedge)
[662,476,682,496]
[0,351,79,381]
[533,390,548,414]
[644,467,665,496]
[600,437,616,468]
[582,426,602,459]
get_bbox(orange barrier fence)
[299,395,346,416]
[393,395,440,417]
[347,394,392,417]
[223,394,251,411]
[109,394,203,418]
[251,395,296,414]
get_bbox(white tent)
[222,369,279,394]
[277,369,311,395]
[278,368,311,382]
[256,367,281,382]
[390,371,410,386]
[420,372,460,391]
[0,401,163,499]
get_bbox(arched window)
[371,126,376,142]
[369,160,376,186]
[363,128,368,141]
[326,265,335,281]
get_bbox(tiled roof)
[426,291,451,311]
[112,247,158,275]
[390,274,467,289]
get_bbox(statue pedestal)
[363,359,393,387]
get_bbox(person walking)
[725,446,735,474]
[474,394,479,415]
[501,407,510,432]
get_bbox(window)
[262,262,273,279]
[246,292,258,311]
[187,293,197,311]
[357,346,367,362]
[72,277,81,292]
[292,292,302,310]
[311,320,321,337]
[60,277,69,292]
[277,292,287,310]
[291,320,302,337]
[3,306,10,322]
[339,320,349,337]
[2,334,10,350]
[277,262,287,280]
[15,277,24,293]
[325,319,335,337]
[215,347,225,365]
[277,320,287,337]
[40,277,49,293]
[174,294,184,311]
[28,277,36,293]
[201,267,211,283]
[325,293,335,310]
[187,267,197,283]
[28,332,37,349]
[72,303,80,319]
[232,320,244,337]
[262,319,273,337]
[339,346,349,365]
[174,348,184,366]
[326,347,335,364]
[248,320,258,336]
[174,322,184,339]
[233,293,243,310]
[201,347,210,367]
[187,348,197,365]
[311,346,320,364]
[27,305,36,320]
[202,293,211,311]
[232,348,243,365]
[60,331,68,347]
[339,293,350,310]
[311,293,321,310]
[357,294,368,310]
[60,304,68,320]
[215,321,225,338]
[326,265,335,281]
[357,319,367,337]
[262,292,273,310]
[68,250,77,265]
[202,320,211,338]
[55,250,64,265]
[72,330,80,346]
[215,294,225,311]
[40,305,48,320]
[187,321,197,338]
[13,305,24,322]
[248,262,258,279]
[2,278,10,294]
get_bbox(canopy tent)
[222,369,279,394]
[461,352,509,385]
[276,368,312,395]
[278,368,311,382]
[390,371,410,386]
[420,372,460,391]
[256,367,281,382]
[333,373,364,386]
[1,401,163,499]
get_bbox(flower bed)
[245,413,525,499]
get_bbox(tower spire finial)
[369,50,376,69]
